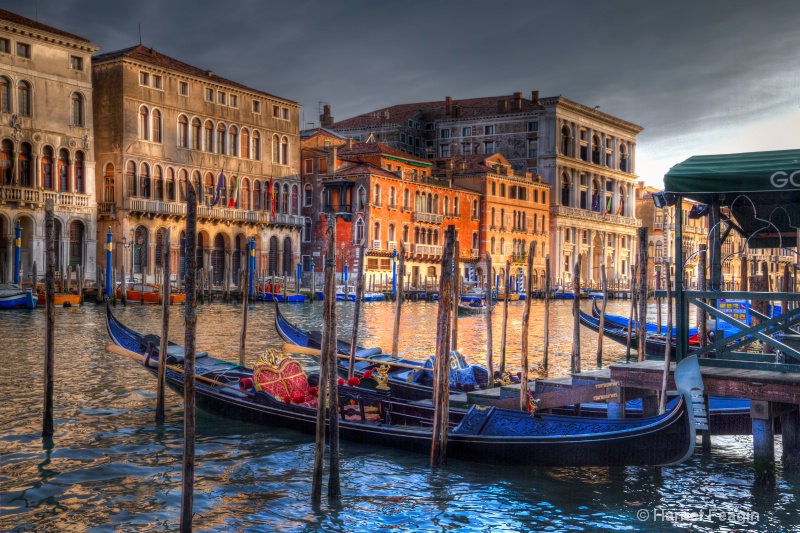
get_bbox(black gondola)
[577,305,677,357]
[273,300,496,400]
[105,304,704,467]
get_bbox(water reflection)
[0,302,796,532]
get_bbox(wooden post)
[656,272,663,334]
[543,254,550,371]
[156,229,171,421]
[698,244,707,346]
[180,181,198,532]
[597,263,607,367]
[626,262,637,362]
[520,241,534,411]
[451,242,460,352]
[121,265,127,306]
[239,257,249,367]
[391,242,405,359]
[659,264,673,414]
[484,252,494,387]
[348,240,366,379]
[43,200,55,438]
[77,265,83,304]
[571,255,582,374]
[431,226,454,467]
[637,227,649,361]
[499,260,511,375]
[32,261,38,302]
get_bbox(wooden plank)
[532,384,621,410]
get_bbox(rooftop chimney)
[532,90,540,105]
[514,92,523,111]
[498,99,507,113]
[320,104,334,128]
[453,105,460,118]
[445,96,453,116]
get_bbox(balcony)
[413,244,443,256]
[470,248,479,257]
[98,202,116,217]
[653,223,663,230]
[372,240,382,251]
[124,197,274,225]
[413,212,444,224]
[550,205,642,227]
[387,241,397,251]
[272,213,303,226]
[0,186,91,208]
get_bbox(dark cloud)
[6,0,799,185]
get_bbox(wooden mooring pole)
[451,242,460,352]
[239,258,249,367]
[499,259,511,375]
[637,227,648,361]
[43,200,55,438]
[571,255,582,374]
[431,226,454,467]
[659,264,673,414]
[543,255,550,372]
[698,244,707,346]
[391,243,405,359]
[348,240,366,379]
[156,228,171,421]
[626,262,637,362]
[596,263,607,367]
[484,252,494,387]
[180,182,198,532]
[520,242,534,411]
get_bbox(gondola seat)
[253,349,318,408]
[339,392,383,422]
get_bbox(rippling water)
[1,300,798,532]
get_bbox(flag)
[616,201,623,215]
[604,196,612,216]
[591,194,599,212]
[269,178,276,219]
[211,169,225,207]
[227,176,238,208]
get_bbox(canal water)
[1,300,798,532]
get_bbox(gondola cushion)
[253,357,318,408]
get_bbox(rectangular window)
[462,143,472,155]
[253,100,261,113]
[282,107,289,120]
[484,125,494,135]
[408,119,414,128]
[152,75,163,90]
[179,81,189,96]
[528,141,538,159]
[400,133,406,143]
[139,71,150,86]
[441,144,451,157]
[273,105,280,117]
[205,88,214,102]
[0,38,9,54]
[230,94,238,107]
[440,129,450,139]
[303,159,313,174]
[527,121,539,132]
[409,135,414,146]
[484,141,495,153]
[70,55,83,70]
[16,42,30,58]
[462,126,471,137]
[217,91,226,104]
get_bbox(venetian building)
[0,9,99,283]
[329,90,643,285]
[91,45,302,286]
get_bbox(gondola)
[578,305,680,357]
[0,283,37,309]
[273,300,494,401]
[457,300,493,316]
[105,304,703,467]
[590,300,700,339]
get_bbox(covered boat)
[0,283,37,309]
[116,282,186,305]
[105,304,704,467]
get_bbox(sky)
[5,0,800,188]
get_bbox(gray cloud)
[6,0,799,185]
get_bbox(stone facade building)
[92,45,302,286]
[0,9,99,283]
[327,90,643,285]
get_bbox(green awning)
[664,149,800,248]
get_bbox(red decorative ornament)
[283,396,292,404]
[307,386,318,397]
[338,378,345,386]
[292,394,306,404]
[362,370,373,379]
[347,377,360,387]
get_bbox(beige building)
[92,45,302,286]
[0,9,99,283]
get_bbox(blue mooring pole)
[13,222,22,285]
[392,249,397,296]
[105,227,113,298]
[248,238,255,298]
[296,262,301,293]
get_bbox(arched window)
[125,160,136,197]
[133,226,148,274]
[0,139,13,185]
[281,183,289,213]
[373,221,381,242]
[152,109,162,143]
[404,188,410,209]
[444,196,450,215]
[241,177,250,210]
[204,172,214,206]
[17,81,31,117]
[389,186,396,208]
[71,92,84,126]
[268,235,279,275]
[58,148,70,192]
[211,234,225,284]
[560,124,572,157]
[291,184,298,215]
[303,218,312,242]
[216,123,226,154]
[139,106,150,140]
[304,184,313,206]
[103,163,116,202]
[74,151,85,193]
[355,218,364,244]
[203,120,214,152]
[192,171,202,203]
[281,137,289,165]
[388,224,395,243]
[373,183,381,205]
[166,168,176,201]
[272,134,280,163]
[178,115,188,148]
[191,118,201,150]
[19,142,32,187]
[655,241,663,257]
[0,76,10,114]
[69,221,84,268]
[155,227,167,269]
[561,174,571,206]
[229,125,238,156]
[153,165,163,200]
[240,128,250,158]
[253,130,261,160]
[472,200,479,219]
[42,147,55,190]
[140,163,151,198]
[453,197,459,216]
[179,169,188,202]
[282,237,293,275]
[273,182,281,213]
[253,180,262,210]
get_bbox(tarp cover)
[664,149,800,248]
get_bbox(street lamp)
[122,229,144,283]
